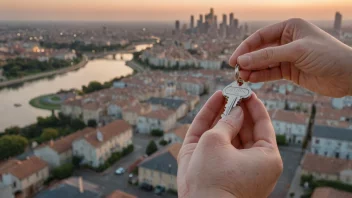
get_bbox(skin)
[177,91,283,198]
[230,18,352,98]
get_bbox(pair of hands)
[177,18,352,198]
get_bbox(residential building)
[61,98,83,119]
[332,96,352,109]
[73,120,133,168]
[0,68,6,82]
[53,51,77,60]
[177,78,205,96]
[301,153,352,185]
[146,97,188,119]
[286,94,313,112]
[0,183,13,198]
[164,124,190,143]
[138,143,181,190]
[311,125,352,159]
[107,100,131,119]
[311,187,352,198]
[35,177,102,198]
[170,90,199,111]
[106,190,137,198]
[82,102,104,124]
[122,103,152,126]
[137,109,177,134]
[255,91,285,110]
[268,110,309,144]
[1,157,49,197]
[34,128,95,168]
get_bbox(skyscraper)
[222,14,227,26]
[229,13,234,26]
[175,20,180,31]
[190,15,194,29]
[199,14,203,23]
[334,12,342,32]
[210,8,214,17]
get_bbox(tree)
[4,126,21,135]
[276,135,287,146]
[70,119,86,130]
[146,140,158,156]
[151,129,164,137]
[51,163,74,180]
[82,81,104,94]
[87,119,97,128]
[0,135,28,160]
[40,128,59,142]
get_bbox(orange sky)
[1,0,352,21]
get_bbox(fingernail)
[238,55,251,67]
[229,106,243,117]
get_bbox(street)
[74,133,177,198]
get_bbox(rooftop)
[311,187,352,198]
[139,143,181,176]
[146,97,186,110]
[171,124,190,141]
[302,153,352,175]
[313,125,352,142]
[106,190,137,198]
[268,110,309,125]
[143,109,175,121]
[2,157,47,180]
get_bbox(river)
[0,44,152,131]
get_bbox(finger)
[231,136,243,149]
[229,21,287,66]
[243,93,276,145]
[210,98,226,129]
[183,90,224,145]
[238,42,300,70]
[246,67,283,83]
[212,106,244,142]
[238,103,254,149]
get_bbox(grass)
[50,95,61,101]
[29,94,61,110]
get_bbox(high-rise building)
[190,15,194,29]
[334,12,342,32]
[222,14,227,26]
[229,13,234,26]
[214,15,218,29]
[175,20,180,31]
[199,14,203,23]
[233,19,239,29]
[210,8,214,17]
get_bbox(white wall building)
[72,120,133,168]
[137,109,177,134]
[332,97,352,109]
[269,110,309,145]
[311,125,352,159]
[256,92,286,110]
[34,128,94,168]
[164,124,190,144]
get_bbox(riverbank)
[0,57,88,88]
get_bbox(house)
[53,51,77,60]
[332,96,352,109]
[286,94,313,112]
[301,153,352,185]
[311,125,352,159]
[311,187,352,198]
[35,177,102,198]
[315,106,352,125]
[72,120,133,168]
[268,110,309,145]
[107,100,132,119]
[122,103,152,126]
[146,97,188,119]
[61,98,83,119]
[169,90,200,111]
[106,190,137,198]
[0,183,13,198]
[82,102,104,124]
[255,91,285,110]
[34,128,95,168]
[138,143,181,191]
[136,109,177,134]
[164,124,190,143]
[0,157,49,197]
[177,78,205,96]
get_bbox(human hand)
[177,91,283,198]
[229,18,352,97]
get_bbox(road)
[74,133,177,198]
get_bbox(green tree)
[51,163,74,180]
[4,126,21,135]
[0,135,28,160]
[70,119,86,130]
[150,129,164,137]
[146,140,158,156]
[87,119,97,128]
[82,81,103,94]
[276,135,287,146]
[40,128,59,142]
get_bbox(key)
[221,81,252,118]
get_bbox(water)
[0,44,152,131]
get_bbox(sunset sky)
[1,0,352,21]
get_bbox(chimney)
[50,140,54,147]
[78,177,84,193]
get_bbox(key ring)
[235,64,244,85]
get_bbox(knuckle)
[261,48,274,60]
[201,130,225,143]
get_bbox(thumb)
[213,106,243,142]
[237,42,300,70]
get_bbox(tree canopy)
[0,135,28,160]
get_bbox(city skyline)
[1,0,352,21]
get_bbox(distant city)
[0,7,351,198]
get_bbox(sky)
[1,0,352,22]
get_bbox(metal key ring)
[235,64,240,81]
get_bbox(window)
[335,152,340,158]
[324,151,328,156]
[347,154,350,160]
[13,182,16,188]
[315,139,320,144]
[315,150,318,154]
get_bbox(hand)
[229,18,352,97]
[177,91,283,198]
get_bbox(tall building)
[334,12,342,32]
[210,8,214,17]
[175,20,180,31]
[190,15,194,29]
[229,13,234,26]
[222,14,227,26]
[199,14,203,23]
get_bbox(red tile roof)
[268,110,309,125]
[311,187,352,198]
[106,190,137,198]
[143,109,175,120]
[168,143,182,159]
[2,157,47,180]
[302,153,352,175]
[172,124,190,140]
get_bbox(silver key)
[221,81,252,118]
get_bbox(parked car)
[154,185,166,195]
[140,182,153,191]
[115,167,125,175]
